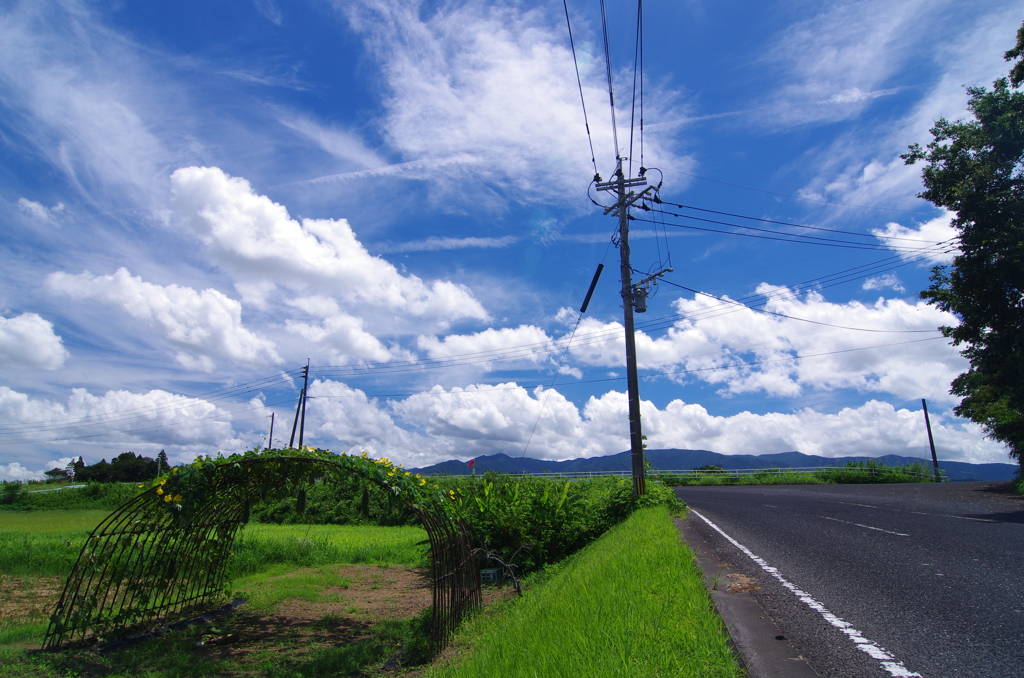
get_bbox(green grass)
[230,523,428,577]
[0,517,434,677]
[425,505,742,678]
[0,510,111,532]
[231,564,352,612]
[0,511,428,578]
[658,462,938,486]
[0,483,141,512]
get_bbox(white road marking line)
[822,516,909,537]
[691,509,923,678]
[835,501,879,509]
[911,511,997,523]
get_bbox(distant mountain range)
[409,449,1019,482]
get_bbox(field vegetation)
[0,469,692,677]
[656,460,941,486]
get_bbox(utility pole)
[921,398,941,482]
[268,412,275,450]
[596,160,659,496]
[289,362,309,449]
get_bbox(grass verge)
[425,505,742,678]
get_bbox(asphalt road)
[675,482,1024,678]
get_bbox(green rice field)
[0,510,428,578]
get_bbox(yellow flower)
[419,478,426,486]
[163,494,172,503]
[433,485,439,489]
[388,471,395,476]
[159,479,166,485]
[404,471,411,476]
[173,495,183,502]
[156,488,164,495]
[137,485,143,489]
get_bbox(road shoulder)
[674,515,818,678]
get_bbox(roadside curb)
[674,516,818,678]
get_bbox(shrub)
[436,473,682,574]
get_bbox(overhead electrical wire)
[309,244,953,380]
[631,249,953,335]
[652,199,947,243]
[660,166,934,214]
[637,208,954,253]
[0,369,305,436]
[0,397,299,447]
[628,0,643,177]
[658,278,939,333]
[561,0,598,177]
[598,0,620,158]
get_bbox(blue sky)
[1,0,1021,479]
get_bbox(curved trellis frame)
[43,450,480,652]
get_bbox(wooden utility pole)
[268,412,275,450]
[597,161,654,496]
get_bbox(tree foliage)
[904,24,1024,466]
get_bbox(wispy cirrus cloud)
[333,0,689,208]
[373,235,519,254]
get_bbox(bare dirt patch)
[191,564,516,674]
[725,572,761,594]
[277,564,433,622]
[0,574,63,625]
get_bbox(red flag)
[466,459,475,467]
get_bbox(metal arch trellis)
[42,451,480,652]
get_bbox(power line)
[0,370,305,435]
[636,211,955,253]
[653,199,946,243]
[660,166,934,214]
[0,397,298,447]
[561,0,598,177]
[628,0,643,178]
[598,0,620,159]
[658,278,939,333]
[309,245,951,380]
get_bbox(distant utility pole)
[596,161,667,496]
[268,412,275,450]
[289,362,310,449]
[921,398,941,481]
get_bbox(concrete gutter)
[674,516,818,678]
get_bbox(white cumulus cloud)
[0,385,248,468]
[170,166,489,331]
[46,267,280,369]
[873,211,958,263]
[297,380,1011,467]
[0,312,69,370]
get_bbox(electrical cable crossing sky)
[0,0,1017,479]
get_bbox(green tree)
[904,23,1024,468]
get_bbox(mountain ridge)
[409,449,1018,482]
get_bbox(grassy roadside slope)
[427,505,742,678]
